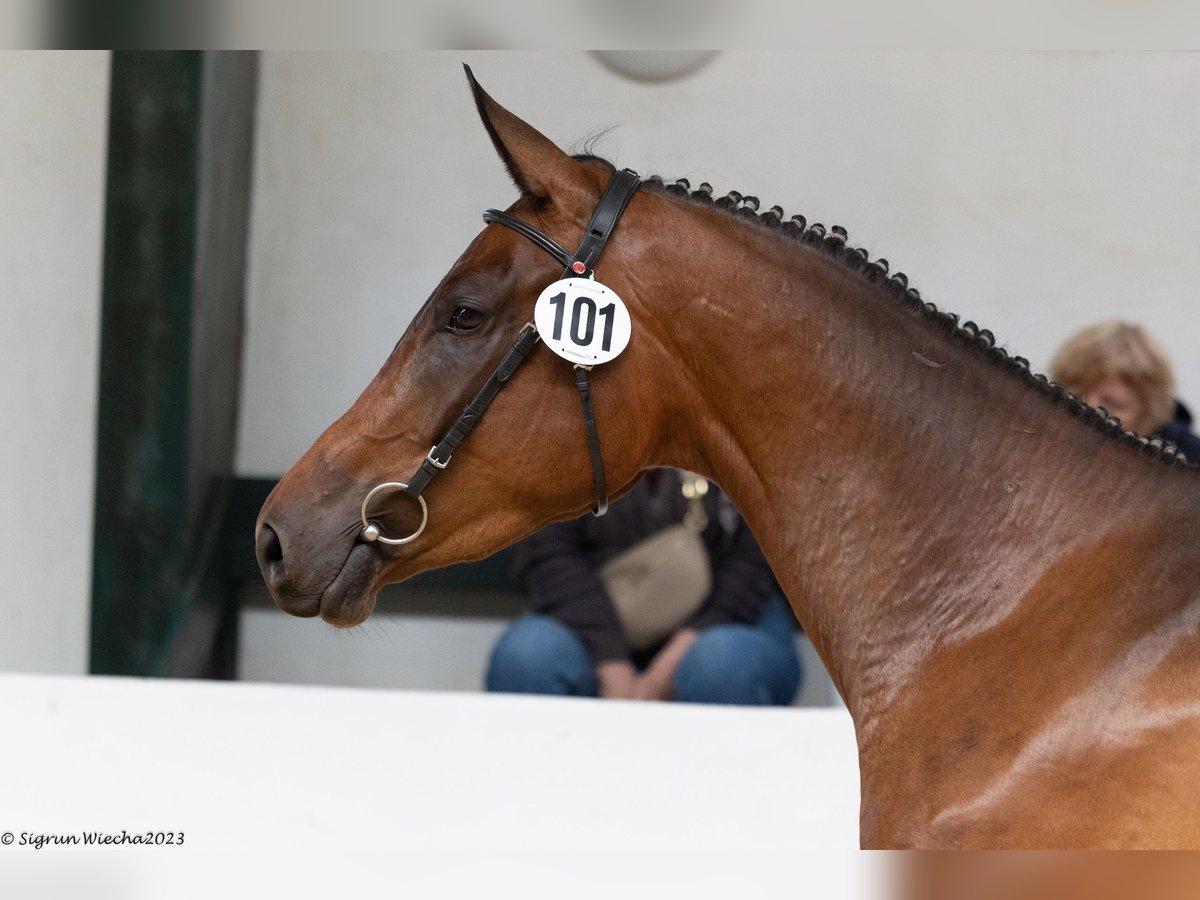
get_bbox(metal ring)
[359,482,429,546]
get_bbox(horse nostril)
[257,522,285,566]
[254,520,317,617]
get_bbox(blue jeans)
[486,597,802,706]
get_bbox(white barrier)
[0,673,867,896]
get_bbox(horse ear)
[464,64,583,200]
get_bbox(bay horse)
[256,68,1200,848]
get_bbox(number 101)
[548,292,616,352]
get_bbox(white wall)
[0,51,110,674]
[238,50,1200,477]
[2,674,866,875]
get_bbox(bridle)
[359,168,642,545]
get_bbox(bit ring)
[359,482,429,546]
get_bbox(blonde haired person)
[1049,321,1200,462]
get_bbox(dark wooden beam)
[90,51,258,677]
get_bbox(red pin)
[572,261,587,275]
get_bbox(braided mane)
[634,172,1193,468]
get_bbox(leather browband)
[401,168,641,519]
[481,167,641,281]
[481,210,574,271]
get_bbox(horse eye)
[448,306,485,333]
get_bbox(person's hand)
[596,660,639,699]
[633,668,674,701]
[634,629,699,701]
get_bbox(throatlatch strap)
[554,169,640,515]
[574,366,609,517]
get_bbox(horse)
[255,67,1200,848]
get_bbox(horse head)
[256,68,680,626]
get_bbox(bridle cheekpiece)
[359,168,641,545]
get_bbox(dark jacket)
[1154,401,1200,464]
[513,469,781,664]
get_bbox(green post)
[90,51,256,677]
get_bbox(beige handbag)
[599,473,713,651]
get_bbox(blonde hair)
[1049,321,1176,429]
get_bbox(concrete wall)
[3,673,867,881]
[0,51,110,674]
[237,50,1200,477]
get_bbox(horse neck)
[635,206,1200,729]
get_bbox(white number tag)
[533,278,632,366]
